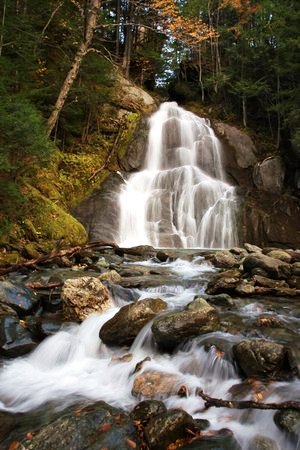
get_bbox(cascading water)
[118,102,238,248]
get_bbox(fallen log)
[0,240,118,276]
[196,388,300,411]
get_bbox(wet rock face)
[99,298,167,346]
[19,401,139,450]
[61,276,111,321]
[253,156,285,195]
[130,400,167,423]
[274,409,300,440]
[74,172,124,243]
[119,117,149,172]
[151,298,220,351]
[233,339,297,379]
[0,281,38,316]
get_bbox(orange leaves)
[151,0,217,47]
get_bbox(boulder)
[233,339,297,379]
[98,270,122,283]
[265,249,292,263]
[253,156,285,194]
[253,275,288,289]
[130,400,167,423]
[0,281,38,316]
[132,371,180,399]
[244,243,262,253]
[19,401,139,450]
[248,435,279,450]
[243,253,292,279]
[235,281,255,296]
[211,251,239,269]
[151,298,220,351]
[274,409,300,439]
[144,409,196,450]
[61,277,111,322]
[0,315,38,357]
[203,293,235,307]
[206,270,241,295]
[178,429,241,450]
[99,298,167,346]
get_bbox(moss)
[117,112,141,160]
[0,251,22,266]
[23,185,87,246]
[22,243,41,259]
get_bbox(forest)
[0,0,299,242]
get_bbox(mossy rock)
[23,185,87,246]
[0,251,22,266]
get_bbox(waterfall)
[118,102,238,248]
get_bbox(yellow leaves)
[151,0,217,46]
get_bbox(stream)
[0,248,299,449]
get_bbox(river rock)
[130,400,167,423]
[20,401,139,450]
[107,282,140,303]
[292,262,300,276]
[255,315,284,328]
[0,315,37,357]
[132,371,180,399]
[151,298,220,351]
[203,293,235,307]
[98,270,122,283]
[248,434,279,450]
[0,281,38,316]
[253,275,288,289]
[243,253,292,279]
[178,429,241,450]
[211,251,239,268]
[235,280,255,295]
[265,249,292,263]
[244,243,262,253]
[253,156,285,194]
[0,411,17,442]
[61,276,111,322]
[233,339,297,379]
[274,409,300,439]
[100,298,167,346]
[206,269,241,295]
[144,409,196,450]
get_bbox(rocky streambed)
[0,244,299,450]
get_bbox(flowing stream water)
[118,102,238,248]
[0,254,299,449]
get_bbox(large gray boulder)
[253,156,285,194]
[151,298,220,351]
[99,298,167,346]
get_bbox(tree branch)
[196,389,300,411]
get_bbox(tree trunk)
[276,72,281,148]
[242,95,247,128]
[0,0,7,57]
[47,0,101,137]
[115,0,120,59]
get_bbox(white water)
[118,102,238,248]
[0,257,298,450]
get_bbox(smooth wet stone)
[25,316,63,339]
[116,245,157,259]
[20,401,139,450]
[130,400,167,423]
[132,371,180,399]
[152,298,220,351]
[178,428,241,449]
[243,253,292,280]
[0,315,38,357]
[0,281,38,316]
[233,339,297,379]
[206,270,241,295]
[119,269,144,277]
[274,409,300,439]
[61,276,111,321]
[100,298,167,346]
[248,434,279,450]
[144,409,195,450]
[253,275,288,289]
[0,411,18,441]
